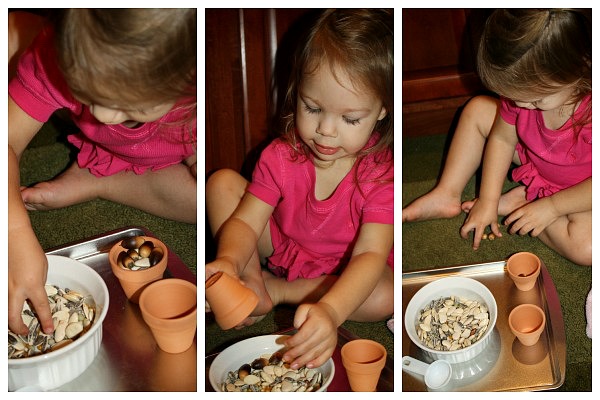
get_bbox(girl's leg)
[402,96,499,222]
[264,266,394,322]
[537,211,592,266]
[205,168,274,316]
[21,161,197,223]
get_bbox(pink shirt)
[248,136,394,281]
[500,95,592,200]
[8,27,196,177]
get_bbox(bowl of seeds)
[109,235,168,303]
[8,255,109,391]
[404,277,497,364]
[209,334,335,392]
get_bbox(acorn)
[138,241,154,258]
[120,235,145,249]
[238,363,252,379]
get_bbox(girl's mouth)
[314,143,339,155]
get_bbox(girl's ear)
[377,107,387,121]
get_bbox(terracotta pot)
[506,252,541,291]
[109,236,168,303]
[341,339,387,392]
[508,303,546,346]
[139,278,197,354]
[205,271,259,330]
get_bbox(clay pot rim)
[341,339,387,366]
[139,278,198,326]
[109,236,169,280]
[508,303,546,332]
[506,252,541,275]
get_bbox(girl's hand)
[8,234,53,336]
[205,257,238,282]
[460,197,502,250]
[283,302,338,369]
[205,257,242,314]
[504,197,558,237]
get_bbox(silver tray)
[42,226,197,391]
[402,260,566,391]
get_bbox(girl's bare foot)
[235,314,267,329]
[229,268,273,320]
[21,162,103,210]
[402,187,463,222]
[497,186,529,216]
[462,186,529,216]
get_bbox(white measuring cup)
[401,356,452,390]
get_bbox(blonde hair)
[281,9,393,159]
[478,9,591,127]
[55,9,196,139]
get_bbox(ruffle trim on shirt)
[512,162,559,201]
[69,134,179,177]
[266,239,345,282]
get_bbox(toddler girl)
[206,9,393,369]
[8,9,197,336]
[403,9,591,267]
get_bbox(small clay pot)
[508,303,546,346]
[139,278,197,354]
[109,236,168,303]
[506,252,541,291]
[341,339,387,392]
[205,271,259,330]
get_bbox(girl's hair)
[478,9,591,127]
[281,9,393,159]
[54,8,196,137]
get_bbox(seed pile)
[221,351,323,392]
[416,295,490,351]
[8,284,96,359]
[117,236,164,270]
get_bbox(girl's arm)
[318,222,393,325]
[461,114,518,249]
[545,177,591,215]
[8,95,53,335]
[207,192,274,278]
[504,177,591,236]
[283,222,393,369]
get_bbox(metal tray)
[402,260,566,392]
[43,226,197,391]
[205,326,394,392]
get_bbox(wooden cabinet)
[205,8,313,177]
[402,9,492,137]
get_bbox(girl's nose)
[514,101,535,109]
[316,117,336,137]
[89,104,129,124]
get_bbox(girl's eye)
[304,104,320,114]
[343,116,360,126]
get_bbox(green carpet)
[402,133,592,392]
[18,117,197,274]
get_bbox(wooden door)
[205,8,313,178]
[402,9,491,137]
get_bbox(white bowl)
[404,276,497,364]
[8,255,110,391]
[209,334,335,392]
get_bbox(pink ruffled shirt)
[247,136,394,281]
[8,27,196,177]
[500,95,592,200]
